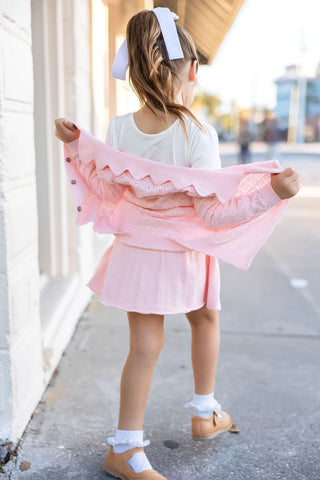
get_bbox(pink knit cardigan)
[64,129,289,270]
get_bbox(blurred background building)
[0,0,246,446]
[195,0,320,146]
[275,64,320,143]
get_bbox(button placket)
[65,155,82,213]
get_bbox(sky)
[197,0,320,113]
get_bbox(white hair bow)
[112,7,184,80]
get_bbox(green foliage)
[194,92,222,117]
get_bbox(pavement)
[2,151,320,480]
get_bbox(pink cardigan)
[64,129,289,269]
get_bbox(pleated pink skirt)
[87,238,221,315]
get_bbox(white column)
[32,0,93,377]
[63,0,95,279]
[32,0,69,278]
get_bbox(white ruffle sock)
[107,430,152,473]
[184,392,222,418]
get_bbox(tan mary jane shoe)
[192,410,233,440]
[103,446,168,480]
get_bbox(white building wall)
[0,0,43,443]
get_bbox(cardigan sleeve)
[193,183,282,230]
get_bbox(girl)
[55,8,300,480]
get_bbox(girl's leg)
[185,304,220,395]
[184,305,232,439]
[118,311,165,430]
[105,312,165,474]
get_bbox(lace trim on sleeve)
[194,184,281,230]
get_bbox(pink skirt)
[87,238,221,315]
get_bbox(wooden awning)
[154,0,246,64]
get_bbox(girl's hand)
[271,167,301,200]
[55,118,80,143]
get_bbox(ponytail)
[126,10,205,136]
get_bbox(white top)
[106,112,221,170]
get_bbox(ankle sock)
[193,393,215,407]
[185,392,222,418]
[110,429,152,473]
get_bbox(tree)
[193,91,222,118]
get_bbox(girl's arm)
[194,168,300,230]
[55,117,104,198]
[189,124,300,230]
[55,118,80,143]
[56,117,122,203]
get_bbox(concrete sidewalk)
[3,156,320,480]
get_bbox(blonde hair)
[126,9,204,134]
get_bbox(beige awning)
[154,0,246,64]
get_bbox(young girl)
[55,8,300,480]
